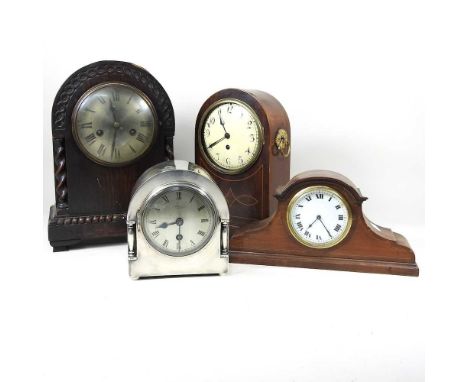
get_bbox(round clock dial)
[72,82,157,166]
[142,186,217,256]
[287,186,352,248]
[200,100,263,174]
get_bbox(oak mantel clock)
[195,88,291,234]
[48,60,175,251]
[230,170,419,276]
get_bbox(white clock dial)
[200,100,263,173]
[142,186,216,256]
[287,186,352,248]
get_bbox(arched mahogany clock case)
[195,88,291,235]
[48,60,175,251]
[230,170,419,276]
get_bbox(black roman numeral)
[97,144,106,156]
[152,231,160,237]
[161,195,169,203]
[295,214,301,219]
[128,143,136,153]
[334,224,342,232]
[112,90,120,102]
[198,205,205,211]
[80,122,93,129]
[335,205,341,210]
[98,95,106,104]
[305,195,312,201]
[297,204,303,208]
[111,148,120,159]
[176,191,181,200]
[85,133,96,144]
[304,231,311,238]
[136,133,148,144]
[296,222,303,231]
[140,120,152,128]
[316,235,322,241]
[163,240,169,247]
[201,218,209,223]
[198,230,206,237]
[316,193,324,199]
[338,215,344,220]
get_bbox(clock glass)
[200,99,263,174]
[72,82,157,166]
[287,186,352,248]
[142,186,217,256]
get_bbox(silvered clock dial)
[72,82,157,166]
[142,186,216,256]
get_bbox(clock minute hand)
[218,109,228,134]
[317,216,333,238]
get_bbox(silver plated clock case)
[127,160,229,279]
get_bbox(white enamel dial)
[287,186,352,248]
[142,186,216,256]
[200,100,263,173]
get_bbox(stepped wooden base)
[48,206,127,251]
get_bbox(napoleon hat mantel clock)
[127,160,229,279]
[195,88,291,234]
[230,170,419,276]
[48,60,175,251]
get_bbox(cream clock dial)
[200,100,263,173]
[287,186,352,248]
[72,82,157,166]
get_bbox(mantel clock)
[48,60,175,251]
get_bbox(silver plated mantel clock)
[127,160,230,279]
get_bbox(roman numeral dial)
[287,186,352,248]
[142,187,216,256]
[201,100,263,174]
[73,82,157,166]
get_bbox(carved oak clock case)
[48,60,175,251]
[195,88,291,234]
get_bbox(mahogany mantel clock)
[230,170,419,276]
[48,60,175,251]
[195,88,290,234]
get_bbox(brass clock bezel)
[198,98,265,175]
[71,81,158,167]
[286,185,353,249]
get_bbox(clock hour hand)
[307,217,319,229]
[157,217,184,229]
[208,133,230,148]
[156,220,177,229]
[317,216,333,238]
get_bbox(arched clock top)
[275,170,368,204]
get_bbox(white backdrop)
[42,1,425,381]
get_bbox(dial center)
[176,217,184,226]
[113,122,120,128]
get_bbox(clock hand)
[307,216,319,229]
[208,133,230,148]
[317,216,333,238]
[156,220,178,229]
[109,100,120,159]
[109,100,119,123]
[157,217,184,229]
[218,109,228,134]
